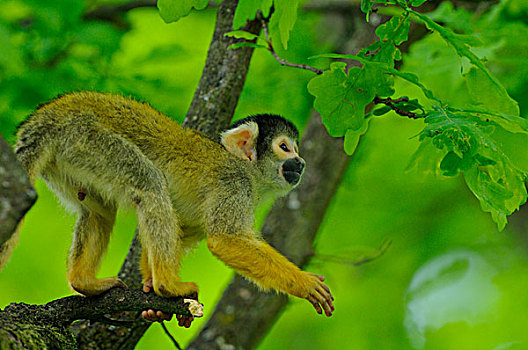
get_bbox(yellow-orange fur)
[207,234,321,298]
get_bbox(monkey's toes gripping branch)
[184,299,204,317]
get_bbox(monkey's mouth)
[283,171,301,185]
[282,158,305,185]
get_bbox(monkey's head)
[221,114,305,196]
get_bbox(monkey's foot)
[70,276,127,296]
[142,279,200,326]
[154,280,199,298]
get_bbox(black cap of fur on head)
[227,114,299,159]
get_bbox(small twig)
[161,323,183,350]
[260,16,324,75]
[373,96,422,119]
[315,238,392,267]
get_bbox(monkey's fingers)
[315,281,334,301]
[315,285,334,312]
[142,309,173,322]
[316,280,334,301]
[142,279,154,293]
[312,273,334,297]
[314,274,326,282]
[310,275,334,316]
[141,280,174,322]
[307,295,323,315]
[176,314,194,328]
[310,289,334,317]
[157,310,173,321]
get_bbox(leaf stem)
[260,15,324,75]
[373,96,422,119]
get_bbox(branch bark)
[0,134,36,246]
[0,288,199,349]
[183,2,261,135]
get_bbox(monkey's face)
[271,136,305,188]
[220,114,304,196]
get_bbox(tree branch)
[373,96,422,119]
[183,2,262,135]
[0,134,37,246]
[0,287,202,349]
[8,288,200,326]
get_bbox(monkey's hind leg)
[137,204,198,298]
[68,207,125,296]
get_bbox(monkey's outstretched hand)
[141,279,198,327]
[304,274,334,317]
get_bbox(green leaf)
[308,61,388,139]
[373,106,392,116]
[232,0,273,29]
[464,163,526,231]
[407,138,447,176]
[465,67,519,116]
[361,0,374,20]
[396,98,425,115]
[439,150,473,176]
[418,106,527,230]
[409,0,428,6]
[344,119,370,155]
[440,151,463,176]
[311,53,440,103]
[224,31,267,50]
[374,15,410,47]
[451,108,528,135]
[408,9,520,117]
[227,42,266,50]
[357,15,411,66]
[224,30,261,41]
[270,0,300,49]
[307,62,351,137]
[157,0,208,23]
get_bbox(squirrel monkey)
[3,91,334,321]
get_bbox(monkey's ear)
[221,121,258,161]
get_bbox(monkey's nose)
[283,157,305,174]
[296,157,305,172]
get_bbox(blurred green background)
[1,1,528,349]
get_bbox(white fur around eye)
[272,137,298,160]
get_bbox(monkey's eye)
[279,142,290,152]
